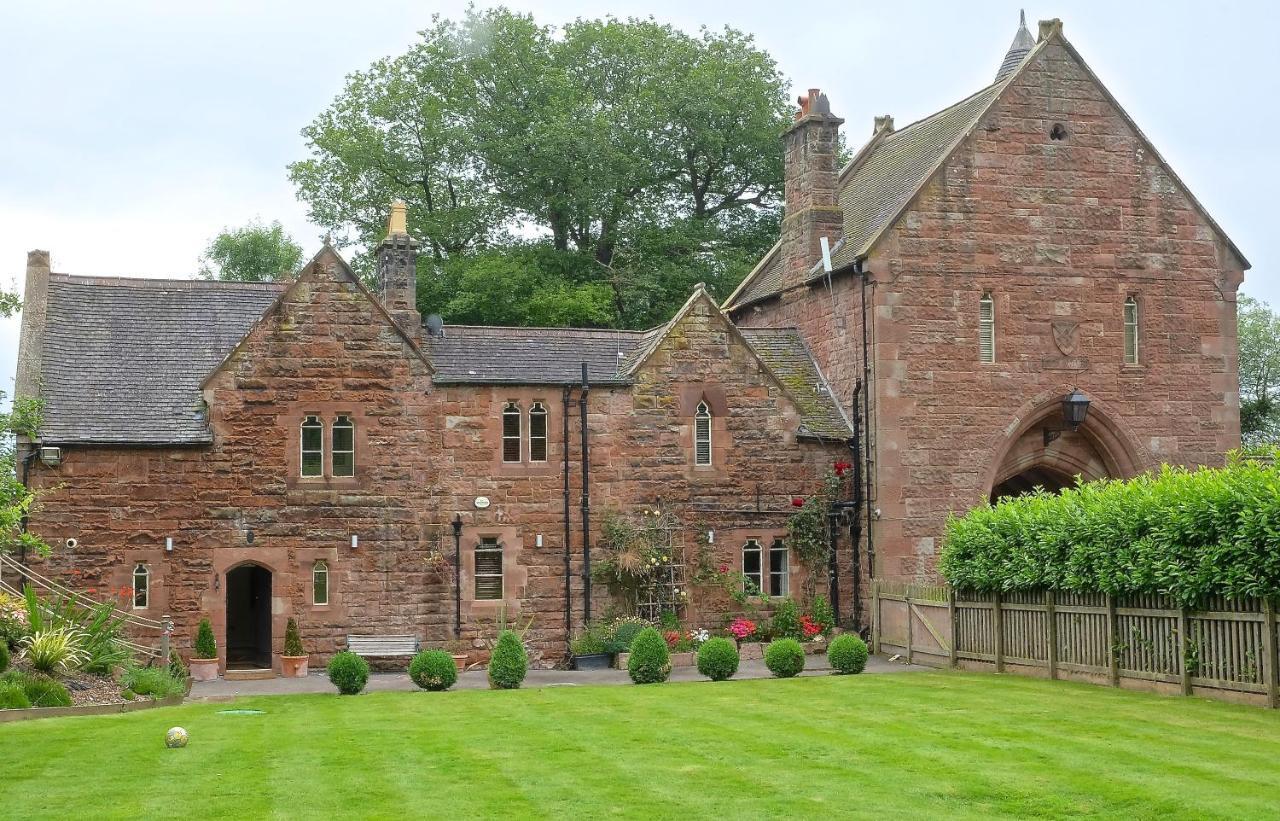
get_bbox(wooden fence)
[871,578,1280,708]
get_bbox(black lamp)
[1062,388,1090,430]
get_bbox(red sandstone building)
[12,17,1246,669]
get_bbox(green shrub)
[696,637,739,681]
[810,595,836,636]
[22,674,71,708]
[606,617,649,654]
[20,628,88,674]
[488,631,528,690]
[764,638,806,678]
[168,649,188,680]
[283,618,305,657]
[121,689,136,701]
[120,665,186,698]
[771,598,800,640]
[0,682,30,709]
[194,619,218,659]
[570,623,609,657]
[827,634,869,674]
[18,588,127,675]
[0,641,9,674]
[409,650,458,691]
[327,651,370,695]
[941,458,1280,603]
[627,627,671,684]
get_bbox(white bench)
[346,635,419,657]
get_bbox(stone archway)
[225,563,272,669]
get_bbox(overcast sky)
[2,1,1276,402]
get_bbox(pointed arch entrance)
[226,563,272,669]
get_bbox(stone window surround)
[712,528,801,602]
[1123,293,1141,367]
[284,404,370,489]
[677,384,730,479]
[458,524,528,620]
[112,549,169,615]
[489,392,561,476]
[312,559,330,606]
[741,535,791,598]
[132,562,150,610]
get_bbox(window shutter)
[979,294,995,363]
[694,402,712,466]
[475,539,504,600]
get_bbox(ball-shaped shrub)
[827,634,869,675]
[409,650,458,691]
[23,675,72,707]
[764,638,806,678]
[327,651,370,695]
[627,627,671,684]
[696,637,739,681]
[0,681,30,709]
[488,631,528,690]
[0,640,9,674]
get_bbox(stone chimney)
[14,250,50,455]
[1037,18,1062,42]
[781,89,844,290]
[376,200,421,334]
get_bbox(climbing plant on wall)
[593,509,686,621]
[785,467,847,598]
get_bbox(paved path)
[191,655,924,699]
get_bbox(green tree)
[289,8,787,328]
[1238,295,1280,447]
[198,220,304,282]
[1,391,48,559]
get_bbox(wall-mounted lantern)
[1045,388,1091,445]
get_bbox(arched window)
[502,402,521,463]
[529,402,548,462]
[132,563,149,610]
[1124,297,1139,365]
[301,415,323,477]
[313,560,329,606]
[694,401,712,466]
[979,293,995,363]
[742,539,762,595]
[332,415,355,477]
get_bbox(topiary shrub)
[627,627,671,684]
[764,638,806,678]
[409,650,458,691]
[0,640,9,674]
[22,674,72,707]
[194,619,217,659]
[283,618,305,657]
[827,634,869,675]
[327,651,370,695]
[771,598,801,640]
[606,617,649,655]
[0,681,31,709]
[488,631,528,690]
[696,637,739,681]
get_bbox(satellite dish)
[425,314,445,337]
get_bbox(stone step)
[223,668,275,681]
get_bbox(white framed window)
[502,403,521,463]
[694,401,712,466]
[768,539,790,597]
[313,560,329,606]
[331,415,355,477]
[979,293,995,363]
[132,563,149,610]
[301,415,324,477]
[1124,297,1139,365]
[529,402,548,462]
[742,539,763,596]
[475,537,504,600]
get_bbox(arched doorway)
[226,564,272,669]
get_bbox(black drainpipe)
[451,514,462,639]
[827,510,841,626]
[562,386,573,649]
[859,261,875,581]
[849,380,864,632]
[578,363,592,623]
[17,446,38,586]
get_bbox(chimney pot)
[781,90,844,291]
[874,114,895,134]
[376,201,421,336]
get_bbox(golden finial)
[386,199,409,237]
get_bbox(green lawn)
[4,672,1279,819]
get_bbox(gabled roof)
[38,275,285,444]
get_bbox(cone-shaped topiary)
[488,630,528,690]
[627,626,671,684]
[283,618,305,657]
[194,619,217,659]
[327,651,369,695]
[696,637,739,681]
[827,634,869,674]
[409,649,458,691]
[764,638,806,678]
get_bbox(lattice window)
[979,293,995,363]
[301,415,323,477]
[332,415,355,477]
[694,401,712,466]
[502,403,521,463]
[313,560,329,605]
[475,537,504,600]
[1124,297,1139,365]
[529,402,548,462]
[132,563,149,610]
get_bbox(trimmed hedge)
[941,458,1280,604]
[764,639,805,678]
[627,627,671,684]
[409,650,458,691]
[828,634,869,674]
[696,637,739,681]
[327,651,370,695]
[488,631,528,690]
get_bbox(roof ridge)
[438,324,649,335]
[50,273,289,291]
[875,81,1003,146]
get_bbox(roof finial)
[386,199,409,237]
[1020,8,1026,28]
[994,9,1037,82]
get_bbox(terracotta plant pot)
[189,657,220,682]
[452,654,468,672]
[280,655,309,678]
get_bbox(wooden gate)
[871,579,952,665]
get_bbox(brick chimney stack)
[14,250,50,458]
[376,200,421,335]
[781,89,845,290]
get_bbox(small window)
[1124,297,1139,365]
[502,403,521,463]
[301,415,323,477]
[694,402,712,466]
[132,563,149,610]
[331,415,355,477]
[769,539,789,597]
[475,538,504,600]
[742,539,762,596]
[529,402,548,462]
[979,293,995,363]
[313,561,329,605]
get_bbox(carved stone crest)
[1051,320,1080,356]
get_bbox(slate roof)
[39,274,285,444]
[425,325,646,385]
[737,328,853,439]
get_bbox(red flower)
[791,497,805,508]
[663,630,681,649]
[718,564,729,574]
[800,615,823,639]
[833,461,853,477]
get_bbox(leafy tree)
[198,220,304,282]
[1238,295,1280,447]
[289,8,787,328]
[1,391,48,559]
[0,289,19,319]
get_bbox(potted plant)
[570,622,612,670]
[280,618,308,678]
[189,618,219,681]
[446,639,469,672]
